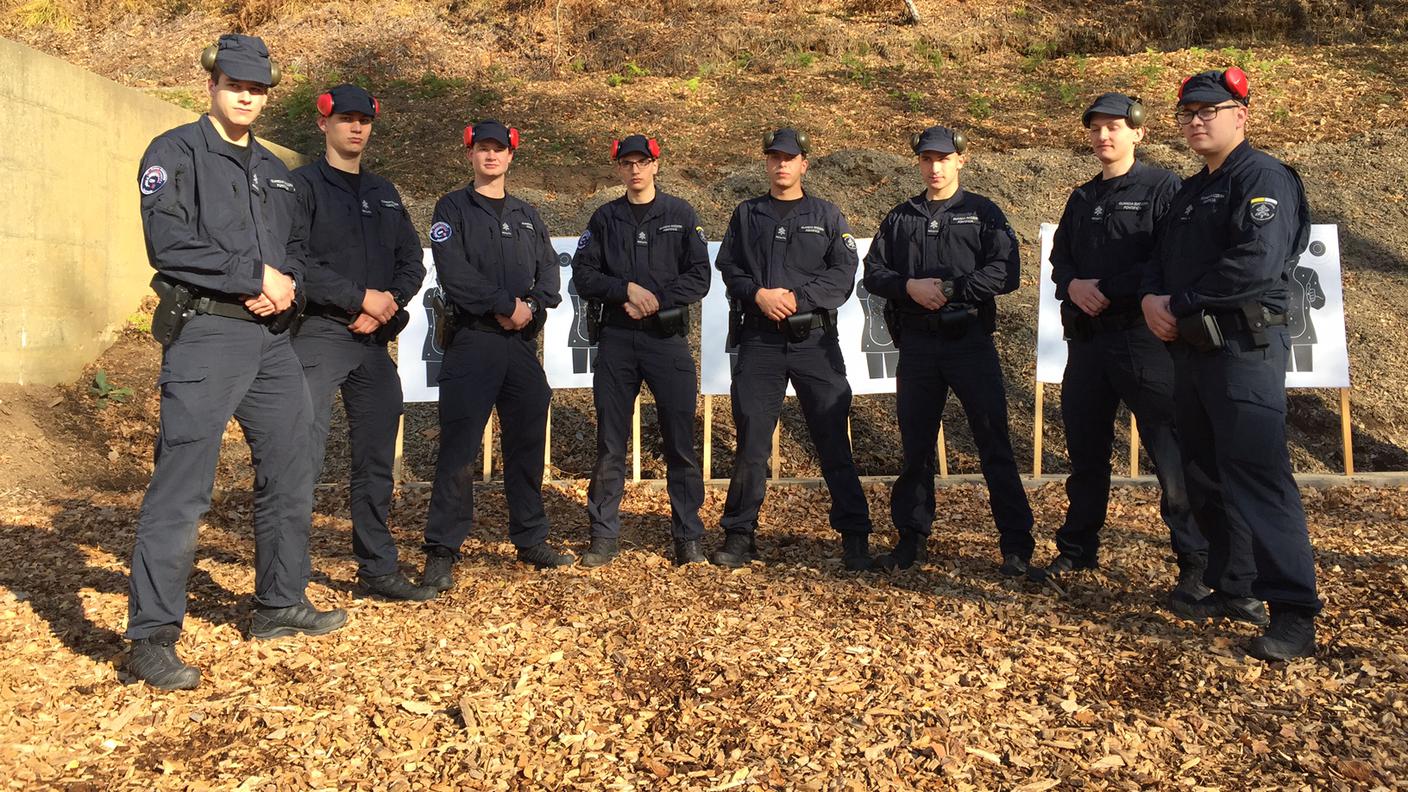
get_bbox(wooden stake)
[1129,414,1140,478]
[1341,387,1355,476]
[703,394,713,479]
[543,404,552,482]
[632,394,642,483]
[392,414,405,484]
[482,412,493,482]
[771,420,781,479]
[937,421,948,478]
[1033,382,1045,478]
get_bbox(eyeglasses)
[1173,103,1242,125]
[615,158,655,170]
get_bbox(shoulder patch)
[429,221,452,243]
[696,226,708,244]
[1248,197,1279,225]
[576,229,592,250]
[140,165,168,195]
[841,232,857,252]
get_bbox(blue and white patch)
[1249,197,1279,225]
[140,165,168,195]
[429,221,452,243]
[576,230,592,250]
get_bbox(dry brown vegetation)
[3,1,1408,788]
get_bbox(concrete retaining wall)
[0,38,305,385]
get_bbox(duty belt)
[458,312,517,335]
[1073,307,1143,335]
[603,304,689,337]
[1210,307,1287,332]
[190,293,265,323]
[741,311,828,334]
[303,302,358,322]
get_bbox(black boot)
[711,533,757,568]
[1172,556,1212,602]
[1169,590,1270,627]
[127,626,200,690]
[674,539,707,566]
[1027,553,1096,583]
[579,537,619,568]
[873,534,927,571]
[517,542,574,569]
[362,571,438,601]
[998,554,1030,577]
[1247,604,1316,661]
[250,598,349,639]
[420,547,455,592]
[841,533,871,571]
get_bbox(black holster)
[267,291,306,335]
[149,274,194,348]
[585,299,604,344]
[372,309,411,344]
[1177,311,1226,353]
[727,299,742,350]
[654,305,688,337]
[883,302,902,346]
[1060,302,1093,342]
[431,290,457,349]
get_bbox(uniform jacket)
[570,191,711,309]
[862,189,1020,314]
[138,115,306,295]
[1144,140,1310,316]
[292,157,425,314]
[1050,160,1180,310]
[429,188,562,317]
[715,192,859,317]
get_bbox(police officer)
[863,126,1034,576]
[713,128,872,570]
[290,84,431,600]
[1142,69,1320,660]
[127,35,346,690]
[421,120,567,588]
[572,135,711,567]
[1030,94,1210,600]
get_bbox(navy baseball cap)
[1178,69,1250,106]
[320,84,378,117]
[465,119,517,148]
[1083,92,1138,127]
[763,127,809,156]
[613,134,660,159]
[211,35,274,85]
[911,125,966,155]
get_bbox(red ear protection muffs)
[464,125,521,149]
[647,138,661,158]
[316,92,333,117]
[1179,67,1251,104]
[610,139,620,159]
[1222,66,1250,102]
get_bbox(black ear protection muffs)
[200,43,282,87]
[909,129,968,154]
[762,129,810,154]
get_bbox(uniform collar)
[908,188,965,216]
[612,191,667,225]
[199,114,269,167]
[316,156,371,196]
[465,187,519,216]
[756,190,818,222]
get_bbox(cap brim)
[216,61,272,86]
[764,143,802,155]
[1178,88,1235,106]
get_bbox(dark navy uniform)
[291,156,425,580]
[423,188,561,554]
[128,113,314,639]
[1049,161,1207,570]
[863,189,1034,562]
[716,193,872,542]
[572,192,711,544]
[1146,138,1320,614]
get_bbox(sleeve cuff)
[493,293,517,316]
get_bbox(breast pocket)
[652,228,685,272]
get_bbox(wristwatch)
[524,296,541,315]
